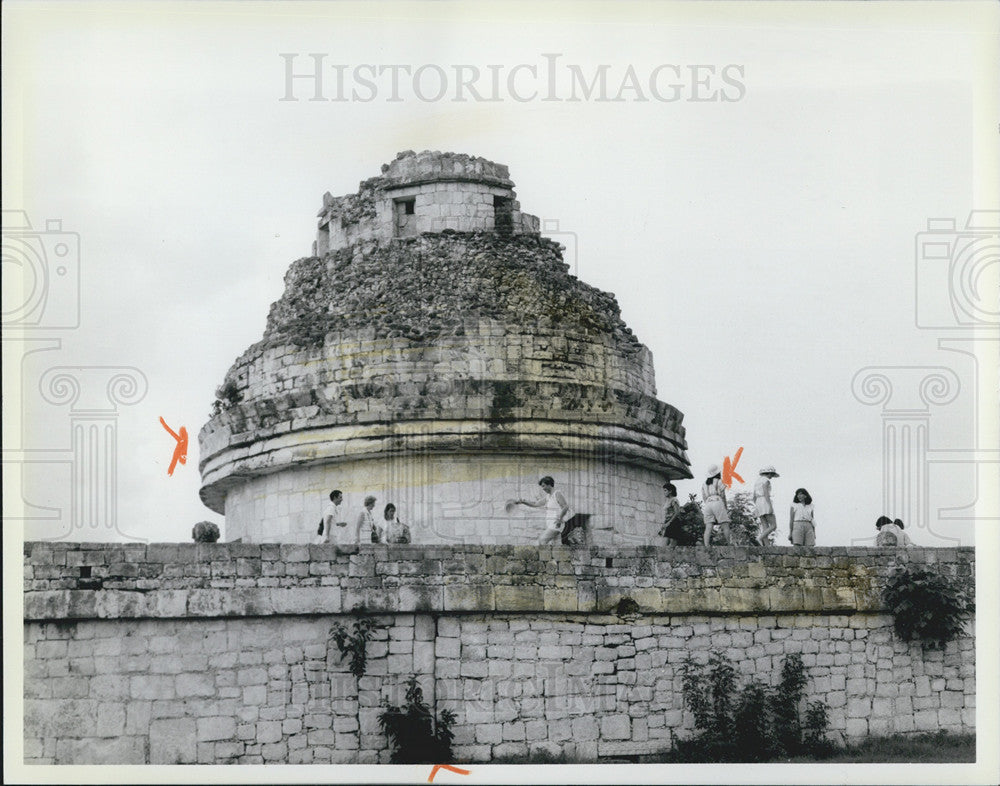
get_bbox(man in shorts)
[511,476,571,545]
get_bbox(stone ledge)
[23,542,975,562]
[22,545,974,621]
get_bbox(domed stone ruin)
[199,150,691,544]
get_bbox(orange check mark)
[428,764,470,782]
[722,446,744,487]
[159,416,188,476]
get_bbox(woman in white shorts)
[754,466,780,545]
[788,488,816,547]
[701,464,732,547]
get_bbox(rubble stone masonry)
[23,543,975,764]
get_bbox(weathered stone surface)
[25,544,973,617]
[197,151,691,544]
[22,545,976,764]
[150,718,196,764]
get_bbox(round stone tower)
[199,150,691,544]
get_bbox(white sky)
[3,1,998,551]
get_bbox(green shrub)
[771,652,807,751]
[726,491,760,546]
[803,701,834,756]
[673,651,830,762]
[191,520,220,543]
[379,676,457,764]
[671,494,705,545]
[733,681,780,761]
[672,492,759,546]
[882,564,975,649]
[331,617,375,678]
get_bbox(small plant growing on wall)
[330,617,375,678]
[211,379,242,416]
[378,675,457,764]
[882,564,975,649]
[672,651,830,762]
[191,521,220,543]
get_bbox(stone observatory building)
[199,150,691,544]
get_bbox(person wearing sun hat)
[754,466,780,546]
[701,464,732,547]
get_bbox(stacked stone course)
[24,543,975,764]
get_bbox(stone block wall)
[23,543,976,764]
[314,151,538,255]
[209,325,660,430]
[317,181,539,254]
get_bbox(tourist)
[354,495,381,544]
[660,482,684,545]
[754,466,780,546]
[383,503,411,544]
[318,489,348,544]
[894,519,915,546]
[701,465,732,547]
[788,488,816,547]
[509,476,571,545]
[876,516,912,547]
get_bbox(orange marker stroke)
[428,764,470,782]
[722,446,744,487]
[159,417,188,476]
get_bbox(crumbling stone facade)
[23,543,975,764]
[199,151,691,543]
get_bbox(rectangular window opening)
[493,196,513,236]
[394,198,417,237]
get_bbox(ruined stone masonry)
[199,150,691,544]
[23,543,974,764]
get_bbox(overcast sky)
[4,1,998,551]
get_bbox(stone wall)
[315,151,538,254]
[23,543,976,764]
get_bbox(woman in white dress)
[354,495,380,544]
